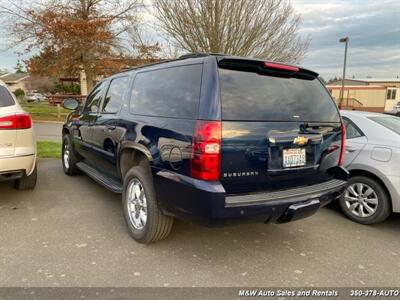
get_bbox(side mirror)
[63,98,79,110]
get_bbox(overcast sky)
[292,0,400,80]
[0,0,399,80]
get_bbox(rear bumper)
[0,154,36,181]
[0,169,25,182]
[154,167,348,226]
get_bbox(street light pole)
[339,36,349,109]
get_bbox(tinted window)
[342,117,363,139]
[102,76,129,113]
[84,82,105,113]
[0,86,15,107]
[369,116,400,135]
[130,64,202,118]
[219,69,340,122]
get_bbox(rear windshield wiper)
[299,123,326,134]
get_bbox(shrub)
[13,88,25,98]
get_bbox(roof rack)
[119,59,174,74]
[178,52,226,59]
[178,52,210,59]
[119,52,226,74]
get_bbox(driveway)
[33,122,62,142]
[0,159,399,287]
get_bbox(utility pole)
[339,36,349,109]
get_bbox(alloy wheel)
[63,140,70,169]
[127,178,147,230]
[344,183,378,218]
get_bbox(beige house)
[0,73,30,93]
[327,78,400,112]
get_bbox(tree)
[15,60,25,73]
[1,0,144,91]
[153,0,309,63]
[25,75,56,93]
[13,88,25,98]
[327,76,340,84]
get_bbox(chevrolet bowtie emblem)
[293,136,308,146]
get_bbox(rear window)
[219,68,340,122]
[0,86,15,107]
[369,116,400,135]
[130,64,203,119]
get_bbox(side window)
[102,76,129,114]
[387,89,398,100]
[130,64,203,119]
[84,82,105,113]
[342,117,363,139]
[386,89,392,100]
[0,86,15,108]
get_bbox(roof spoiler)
[217,58,319,80]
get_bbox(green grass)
[20,102,69,122]
[37,141,62,159]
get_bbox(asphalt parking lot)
[1,159,399,287]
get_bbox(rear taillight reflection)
[338,121,346,166]
[190,120,221,181]
[0,113,32,130]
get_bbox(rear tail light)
[0,113,32,130]
[338,121,346,166]
[190,120,221,181]
[263,62,299,72]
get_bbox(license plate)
[283,148,306,168]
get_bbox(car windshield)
[369,116,400,135]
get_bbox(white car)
[0,80,37,189]
[26,92,46,103]
[340,110,400,224]
[389,101,400,116]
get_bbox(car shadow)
[326,202,400,232]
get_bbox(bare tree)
[153,0,309,63]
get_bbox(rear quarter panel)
[116,113,196,176]
[349,144,400,212]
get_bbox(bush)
[52,82,81,95]
[13,88,25,98]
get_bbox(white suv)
[0,80,37,189]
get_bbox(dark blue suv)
[62,53,348,243]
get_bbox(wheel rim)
[63,140,70,169]
[344,182,378,218]
[127,178,147,230]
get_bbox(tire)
[340,176,391,224]
[15,163,37,190]
[122,164,173,243]
[62,134,79,175]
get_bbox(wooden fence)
[47,95,86,106]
